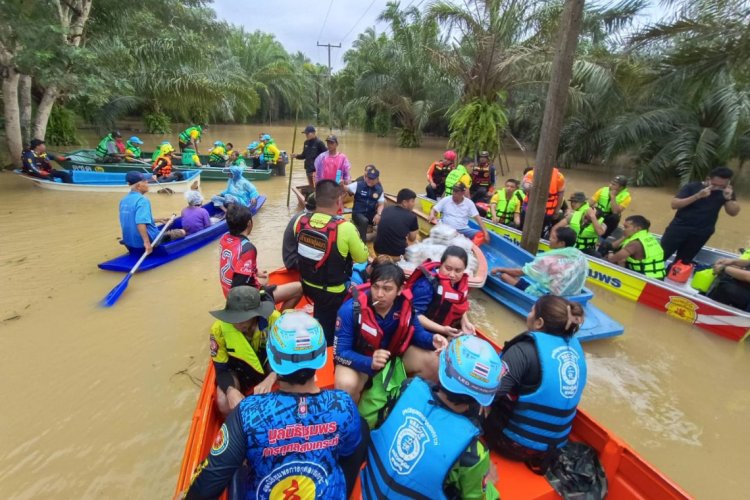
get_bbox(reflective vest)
[209,146,226,164]
[622,229,666,279]
[523,168,563,215]
[125,143,142,160]
[152,155,172,176]
[178,126,201,144]
[569,203,602,249]
[95,134,114,158]
[493,189,523,224]
[595,187,629,216]
[261,144,276,164]
[429,161,452,187]
[214,318,271,376]
[352,179,384,218]
[182,148,198,166]
[444,165,471,195]
[350,284,414,357]
[406,261,469,329]
[471,164,492,188]
[361,377,479,500]
[295,213,351,288]
[502,332,586,452]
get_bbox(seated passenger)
[333,263,447,402]
[95,130,123,162]
[360,336,501,499]
[553,191,607,253]
[428,181,490,242]
[21,139,72,183]
[208,286,280,415]
[709,256,750,311]
[208,140,227,167]
[606,215,666,279]
[490,178,524,227]
[483,295,587,472]
[211,165,259,211]
[152,143,185,182]
[123,136,144,163]
[180,190,211,235]
[491,226,588,296]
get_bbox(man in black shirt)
[374,188,419,258]
[660,167,740,263]
[295,125,327,187]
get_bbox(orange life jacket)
[471,164,492,188]
[152,155,173,176]
[523,168,563,216]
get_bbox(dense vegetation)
[1,0,748,185]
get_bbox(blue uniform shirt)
[409,276,436,317]
[119,191,159,248]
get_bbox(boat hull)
[13,169,201,193]
[98,196,266,272]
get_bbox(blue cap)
[213,140,224,147]
[128,136,143,145]
[126,171,150,185]
[267,311,327,375]
[262,134,271,141]
[439,336,501,406]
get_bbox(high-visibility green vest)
[596,187,629,215]
[178,125,201,144]
[95,134,114,158]
[493,189,523,224]
[444,165,471,195]
[622,229,666,279]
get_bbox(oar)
[286,107,300,207]
[130,158,174,195]
[101,214,177,307]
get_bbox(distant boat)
[13,169,201,193]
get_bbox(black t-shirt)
[671,181,734,231]
[296,138,327,173]
[373,205,419,256]
[497,336,541,396]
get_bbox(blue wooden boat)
[98,196,266,273]
[480,226,625,342]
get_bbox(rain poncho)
[522,246,588,297]
[213,165,258,207]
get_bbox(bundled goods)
[403,224,479,275]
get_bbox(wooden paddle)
[101,214,177,307]
[286,108,300,207]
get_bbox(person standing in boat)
[346,166,385,241]
[313,135,351,185]
[425,150,457,199]
[606,215,666,279]
[660,166,740,264]
[469,151,496,203]
[118,171,186,254]
[360,335,501,500]
[590,175,631,239]
[521,166,566,236]
[295,125,327,188]
[373,188,419,260]
[185,311,368,500]
[483,295,587,473]
[20,139,72,183]
[177,124,204,152]
[151,144,185,182]
[428,182,490,242]
[489,178,524,227]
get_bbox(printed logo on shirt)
[257,461,327,498]
[388,408,437,475]
[552,346,581,399]
[209,335,219,357]
[210,423,229,456]
[297,396,308,417]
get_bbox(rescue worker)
[179,144,203,167]
[211,165,260,211]
[152,143,184,182]
[334,262,447,402]
[426,150,457,199]
[314,135,351,185]
[95,130,123,162]
[483,295,587,473]
[151,141,170,162]
[606,215,666,279]
[178,124,204,152]
[360,335,501,499]
[283,179,369,344]
[590,175,631,239]
[469,150,496,203]
[186,311,368,499]
[295,125,327,187]
[553,192,606,254]
[490,178,524,227]
[346,165,384,241]
[259,134,280,168]
[208,140,227,167]
[20,139,72,183]
[124,136,144,163]
[244,140,261,169]
[208,286,280,415]
[521,166,566,236]
[444,157,473,196]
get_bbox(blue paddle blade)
[101,273,133,307]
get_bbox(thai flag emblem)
[471,362,490,381]
[296,332,312,349]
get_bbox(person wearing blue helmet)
[124,136,144,162]
[259,134,280,167]
[208,140,227,166]
[186,311,368,500]
[245,140,262,169]
[360,335,502,500]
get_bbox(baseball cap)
[325,135,338,144]
[479,150,490,157]
[126,171,150,185]
[303,125,316,134]
[569,192,587,203]
[453,181,467,192]
[209,286,275,324]
[129,136,144,145]
[366,167,380,179]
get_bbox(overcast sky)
[212,0,665,72]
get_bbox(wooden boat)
[174,267,689,500]
[98,196,266,273]
[417,194,750,342]
[58,149,273,181]
[13,168,201,193]
[482,229,624,341]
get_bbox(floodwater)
[0,124,748,499]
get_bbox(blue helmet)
[247,141,259,150]
[262,134,271,142]
[128,136,143,145]
[213,140,225,147]
[439,335,501,406]
[267,311,327,375]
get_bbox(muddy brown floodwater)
[0,124,748,498]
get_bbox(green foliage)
[143,112,172,135]
[373,111,392,137]
[448,96,509,159]
[45,106,79,146]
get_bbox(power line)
[340,0,379,44]
[317,0,336,41]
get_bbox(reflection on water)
[0,124,747,499]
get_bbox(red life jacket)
[152,155,173,176]
[349,283,414,357]
[294,213,351,288]
[406,261,470,328]
[430,161,452,187]
[471,164,492,188]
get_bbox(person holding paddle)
[21,139,72,183]
[123,136,144,162]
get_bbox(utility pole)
[317,41,341,131]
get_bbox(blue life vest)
[502,332,587,451]
[352,179,383,218]
[361,377,479,500]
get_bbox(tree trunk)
[2,70,23,167]
[19,74,32,144]
[520,0,585,254]
[32,84,59,140]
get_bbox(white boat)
[13,169,201,193]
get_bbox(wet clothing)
[185,389,363,500]
[181,205,211,235]
[213,166,259,207]
[219,233,261,298]
[373,205,419,257]
[661,181,736,263]
[119,191,160,249]
[296,137,327,174]
[20,149,72,183]
[314,151,351,184]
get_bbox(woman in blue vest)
[361,335,502,499]
[345,165,384,241]
[483,295,587,473]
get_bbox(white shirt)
[434,196,478,231]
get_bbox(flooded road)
[0,124,747,498]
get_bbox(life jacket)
[444,165,471,195]
[352,179,384,218]
[406,261,469,329]
[595,187,629,216]
[261,144,276,164]
[295,213,351,288]
[349,283,414,357]
[178,126,201,144]
[152,155,172,176]
[214,316,272,376]
[21,149,50,175]
[125,143,142,160]
[209,146,226,164]
[523,168,563,216]
[471,164,492,188]
[361,377,479,500]
[95,134,114,158]
[502,332,586,452]
[569,202,602,249]
[430,161,452,187]
[182,148,198,166]
[493,189,523,224]
[622,229,666,279]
